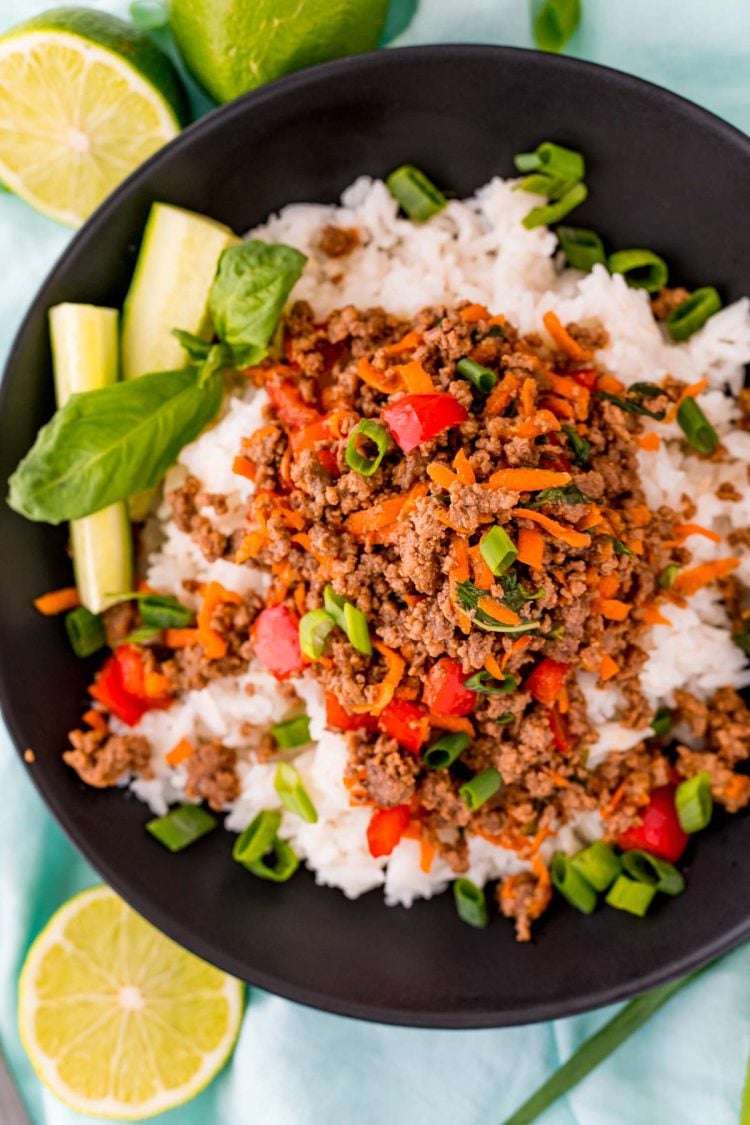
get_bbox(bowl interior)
[1,45,748,1027]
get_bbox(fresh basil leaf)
[198,342,233,389]
[465,670,518,695]
[171,328,214,361]
[596,389,666,420]
[455,580,540,634]
[561,424,592,467]
[209,241,307,367]
[498,570,544,612]
[8,367,224,524]
[612,537,635,557]
[529,483,594,508]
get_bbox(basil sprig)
[9,240,307,525]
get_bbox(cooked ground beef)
[167,474,229,561]
[651,287,690,320]
[318,224,361,258]
[102,600,138,647]
[497,866,552,942]
[185,741,240,810]
[64,730,151,787]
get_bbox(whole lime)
[169,0,389,103]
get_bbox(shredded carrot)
[642,603,672,626]
[290,532,328,565]
[469,545,494,590]
[540,393,576,420]
[350,641,406,717]
[507,411,561,437]
[626,505,651,528]
[517,526,544,569]
[197,582,242,661]
[599,654,619,681]
[448,537,472,633]
[483,654,505,680]
[234,530,267,565]
[675,557,739,596]
[232,454,256,480]
[33,587,80,615]
[403,593,425,608]
[674,523,722,544]
[514,508,591,549]
[485,372,520,416]
[144,672,170,699]
[452,448,476,485]
[397,359,434,393]
[383,329,422,356]
[419,838,435,874]
[164,627,201,648]
[557,685,570,714]
[664,377,709,425]
[542,310,592,361]
[597,373,625,395]
[579,508,604,531]
[356,356,402,395]
[477,597,521,626]
[293,583,307,616]
[429,714,475,735]
[487,468,571,492]
[459,303,490,323]
[519,376,537,418]
[427,462,459,489]
[638,432,661,452]
[166,738,194,766]
[599,598,631,621]
[500,635,532,671]
[82,708,108,733]
[346,483,427,537]
[598,574,620,598]
[546,372,591,419]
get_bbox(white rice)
[121,175,750,904]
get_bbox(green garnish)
[456,357,497,392]
[274,762,317,823]
[65,606,106,658]
[498,569,544,613]
[650,708,672,739]
[621,850,685,896]
[455,580,540,634]
[666,287,721,342]
[146,805,217,852]
[561,424,592,467]
[495,713,515,725]
[522,182,588,230]
[460,768,503,811]
[529,483,593,507]
[241,836,299,882]
[733,632,750,654]
[423,731,470,770]
[464,670,517,695]
[596,389,666,420]
[344,601,372,655]
[532,0,581,53]
[453,878,489,928]
[271,715,311,750]
[550,853,597,913]
[605,874,656,916]
[569,842,622,892]
[658,564,680,589]
[676,397,718,455]
[345,419,389,477]
[479,525,518,576]
[675,771,713,833]
[299,609,335,659]
[233,810,282,865]
[612,537,635,557]
[386,164,447,222]
[608,248,668,293]
[139,594,193,629]
[557,226,606,271]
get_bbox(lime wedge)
[19,886,244,1119]
[0,9,188,227]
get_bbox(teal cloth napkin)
[1,2,749,1122]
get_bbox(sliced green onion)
[523,182,588,230]
[65,606,106,658]
[650,708,672,739]
[517,172,576,200]
[479,525,518,576]
[514,151,542,173]
[233,810,282,866]
[453,877,489,928]
[464,670,517,695]
[299,609,335,659]
[557,226,606,271]
[460,768,502,811]
[121,625,162,645]
[569,841,622,892]
[274,762,317,823]
[386,164,447,222]
[423,731,470,769]
[621,850,685,896]
[608,249,668,293]
[456,358,497,392]
[129,0,168,29]
[675,771,713,833]
[658,564,680,589]
[535,142,584,182]
[605,874,656,916]
[345,420,389,477]
[551,853,597,913]
[323,586,347,630]
[243,836,300,882]
[343,601,372,655]
[676,397,719,455]
[612,537,636,558]
[139,594,193,629]
[146,805,217,852]
[666,286,722,342]
[271,715,311,750]
[495,713,515,725]
[532,0,581,53]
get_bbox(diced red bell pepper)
[571,368,598,390]
[367,805,411,858]
[89,656,150,727]
[378,698,430,755]
[316,448,341,477]
[618,785,689,863]
[267,379,321,430]
[548,707,570,753]
[114,644,146,697]
[525,658,571,706]
[423,657,476,717]
[382,393,468,453]
[324,691,377,732]
[251,604,305,680]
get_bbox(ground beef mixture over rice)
[66,294,750,940]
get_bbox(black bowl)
[1,45,748,1028]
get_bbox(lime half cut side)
[19,886,244,1120]
[0,10,187,226]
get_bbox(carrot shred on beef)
[346,483,427,537]
[542,310,593,361]
[540,394,576,420]
[487,468,571,491]
[452,448,475,485]
[383,329,422,356]
[517,526,544,569]
[485,372,520,416]
[642,603,672,626]
[164,627,201,648]
[351,641,406,716]
[357,356,402,395]
[33,587,80,615]
[448,537,472,633]
[469,545,495,589]
[477,597,521,626]
[459,303,491,323]
[166,738,194,766]
[429,714,475,735]
[599,654,619,681]
[514,508,591,549]
[508,411,561,437]
[579,508,604,530]
[197,582,242,661]
[427,462,459,489]
[627,504,652,527]
[483,654,506,679]
[598,574,620,598]
[664,377,709,424]
[232,454,256,480]
[397,359,434,393]
[674,523,722,544]
[599,598,631,621]
[519,377,537,418]
[675,557,739,595]
[597,373,625,395]
[500,635,533,671]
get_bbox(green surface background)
[1,1,749,1122]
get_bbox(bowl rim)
[2,43,749,1028]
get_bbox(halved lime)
[19,886,244,1120]
[0,8,188,227]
